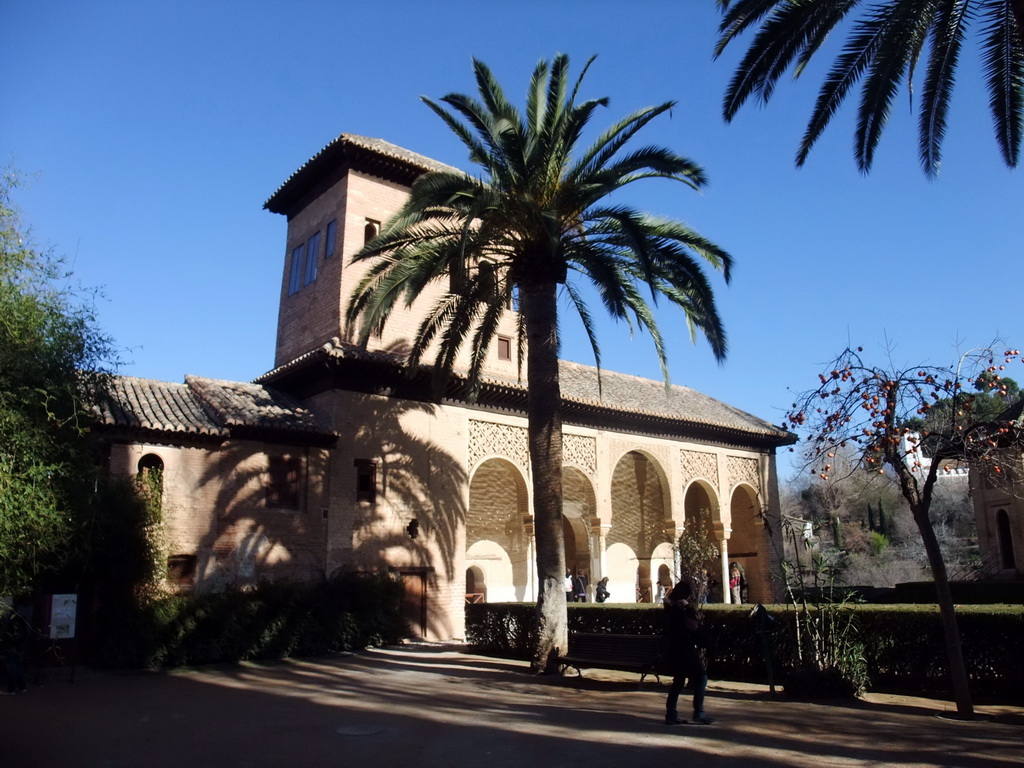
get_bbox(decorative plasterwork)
[610,439,672,472]
[726,455,761,494]
[469,419,529,472]
[563,433,597,477]
[681,449,719,489]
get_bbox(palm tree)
[346,55,732,671]
[715,0,1024,176]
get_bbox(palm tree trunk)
[910,502,974,719]
[519,280,568,673]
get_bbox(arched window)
[364,219,380,246]
[137,454,164,508]
[996,509,1016,570]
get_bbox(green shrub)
[867,531,889,556]
[94,571,406,668]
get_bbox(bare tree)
[784,344,1024,719]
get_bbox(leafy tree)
[904,374,1022,455]
[676,517,721,607]
[347,55,732,671]
[0,171,118,597]
[785,344,1024,718]
[715,0,1024,176]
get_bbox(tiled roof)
[334,134,458,175]
[257,338,792,444]
[555,360,785,438]
[264,133,460,215]
[95,375,336,444]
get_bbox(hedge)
[94,571,407,668]
[466,602,1024,701]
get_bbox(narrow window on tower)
[354,459,377,504]
[304,231,320,285]
[288,244,305,296]
[325,219,337,258]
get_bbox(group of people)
[564,571,611,603]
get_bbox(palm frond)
[919,1,968,177]
[569,103,674,184]
[980,0,1024,168]
[722,1,853,121]
[852,0,933,172]
[562,279,605,395]
[797,7,891,167]
[719,0,1023,175]
[716,0,793,56]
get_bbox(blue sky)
[3,1,1021,481]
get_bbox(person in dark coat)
[571,571,588,602]
[662,580,713,725]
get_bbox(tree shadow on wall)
[183,384,465,638]
[346,393,467,640]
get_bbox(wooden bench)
[557,632,663,686]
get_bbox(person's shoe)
[664,715,685,725]
[691,713,715,725]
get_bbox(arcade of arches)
[464,432,778,607]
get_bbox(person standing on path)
[662,580,713,725]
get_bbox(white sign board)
[49,593,77,639]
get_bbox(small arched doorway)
[466,565,487,603]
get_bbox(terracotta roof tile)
[96,376,223,435]
[258,338,790,441]
[264,133,459,214]
[95,375,335,443]
[554,360,785,437]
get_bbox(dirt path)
[3,645,1021,768]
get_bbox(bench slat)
[557,633,663,685]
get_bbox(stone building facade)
[969,401,1024,579]
[96,134,796,641]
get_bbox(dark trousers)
[666,671,707,718]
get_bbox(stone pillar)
[592,521,609,582]
[523,515,536,601]
[713,521,729,605]
[719,536,732,604]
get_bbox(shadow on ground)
[2,644,1021,768]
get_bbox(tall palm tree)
[346,55,732,671]
[715,0,1024,177]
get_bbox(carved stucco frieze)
[726,455,761,495]
[469,420,598,480]
[563,433,597,477]
[469,419,529,472]
[681,449,719,489]
[609,439,672,472]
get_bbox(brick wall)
[606,451,669,555]
[109,440,331,590]
[275,169,523,379]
